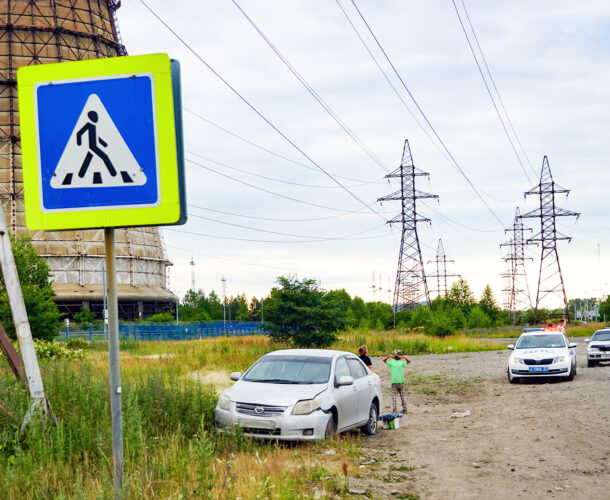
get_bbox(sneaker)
[402,408,408,414]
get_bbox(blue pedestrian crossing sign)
[18,53,187,230]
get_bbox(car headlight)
[292,398,321,415]
[217,394,231,411]
[588,347,598,352]
[552,355,568,364]
[512,357,525,364]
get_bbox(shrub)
[66,338,90,350]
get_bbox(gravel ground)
[351,344,610,499]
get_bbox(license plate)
[238,419,276,430]
[529,366,548,372]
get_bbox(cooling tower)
[0,0,175,319]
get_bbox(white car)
[214,349,383,441]
[585,329,610,366]
[507,330,577,383]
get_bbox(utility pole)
[378,139,438,311]
[500,207,533,323]
[427,238,459,300]
[519,156,579,323]
[221,276,227,334]
[190,255,195,291]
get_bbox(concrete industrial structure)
[0,0,175,319]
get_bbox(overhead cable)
[231,0,389,174]
[347,0,505,227]
[138,0,387,222]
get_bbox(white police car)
[585,328,610,367]
[507,329,577,383]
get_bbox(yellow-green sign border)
[18,53,183,230]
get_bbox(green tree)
[148,312,174,323]
[479,284,500,324]
[235,294,249,321]
[467,306,492,328]
[179,289,212,322]
[599,295,610,321]
[207,291,223,320]
[73,306,97,325]
[249,296,262,321]
[0,235,61,341]
[446,277,476,312]
[264,276,344,348]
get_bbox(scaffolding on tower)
[378,140,437,311]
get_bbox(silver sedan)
[214,349,383,441]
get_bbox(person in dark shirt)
[358,345,373,371]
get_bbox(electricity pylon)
[519,156,579,322]
[427,239,459,299]
[378,140,438,311]
[500,207,532,323]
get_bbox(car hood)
[225,380,327,406]
[513,348,567,359]
[589,340,610,348]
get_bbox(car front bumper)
[508,360,571,377]
[587,351,610,362]
[214,406,331,441]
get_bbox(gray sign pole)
[105,227,123,497]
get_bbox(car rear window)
[243,355,331,384]
[515,334,566,349]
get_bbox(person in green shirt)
[383,350,411,414]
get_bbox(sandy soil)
[351,344,610,499]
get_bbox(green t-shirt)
[386,358,408,384]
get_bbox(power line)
[184,108,384,184]
[189,212,387,241]
[346,0,505,227]
[138,0,386,222]
[451,0,533,182]
[187,150,380,189]
[231,0,389,174]
[188,158,370,214]
[459,0,536,174]
[189,203,358,223]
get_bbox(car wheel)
[587,359,594,367]
[508,372,520,384]
[566,362,576,381]
[361,402,378,435]
[324,413,336,439]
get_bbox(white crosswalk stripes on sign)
[50,93,147,189]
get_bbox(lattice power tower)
[519,156,579,322]
[427,238,459,299]
[378,140,437,311]
[500,207,532,322]
[0,1,174,319]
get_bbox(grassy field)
[0,333,502,498]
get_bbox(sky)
[115,0,610,308]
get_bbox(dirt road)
[352,344,609,499]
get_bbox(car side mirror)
[230,372,241,381]
[337,375,354,386]
[568,343,577,349]
[507,344,515,350]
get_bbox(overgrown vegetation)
[0,236,61,341]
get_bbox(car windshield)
[515,334,566,349]
[243,355,331,384]
[592,331,610,341]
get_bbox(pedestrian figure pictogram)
[50,93,147,189]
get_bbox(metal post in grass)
[105,227,123,497]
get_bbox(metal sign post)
[105,227,123,495]
[18,53,186,498]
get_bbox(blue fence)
[58,321,269,342]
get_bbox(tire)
[324,413,336,439]
[566,362,576,381]
[361,402,378,435]
[508,372,520,384]
[587,359,594,368]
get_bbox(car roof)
[593,329,610,334]
[264,349,356,358]
[519,330,566,337]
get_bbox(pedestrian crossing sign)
[17,53,187,230]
